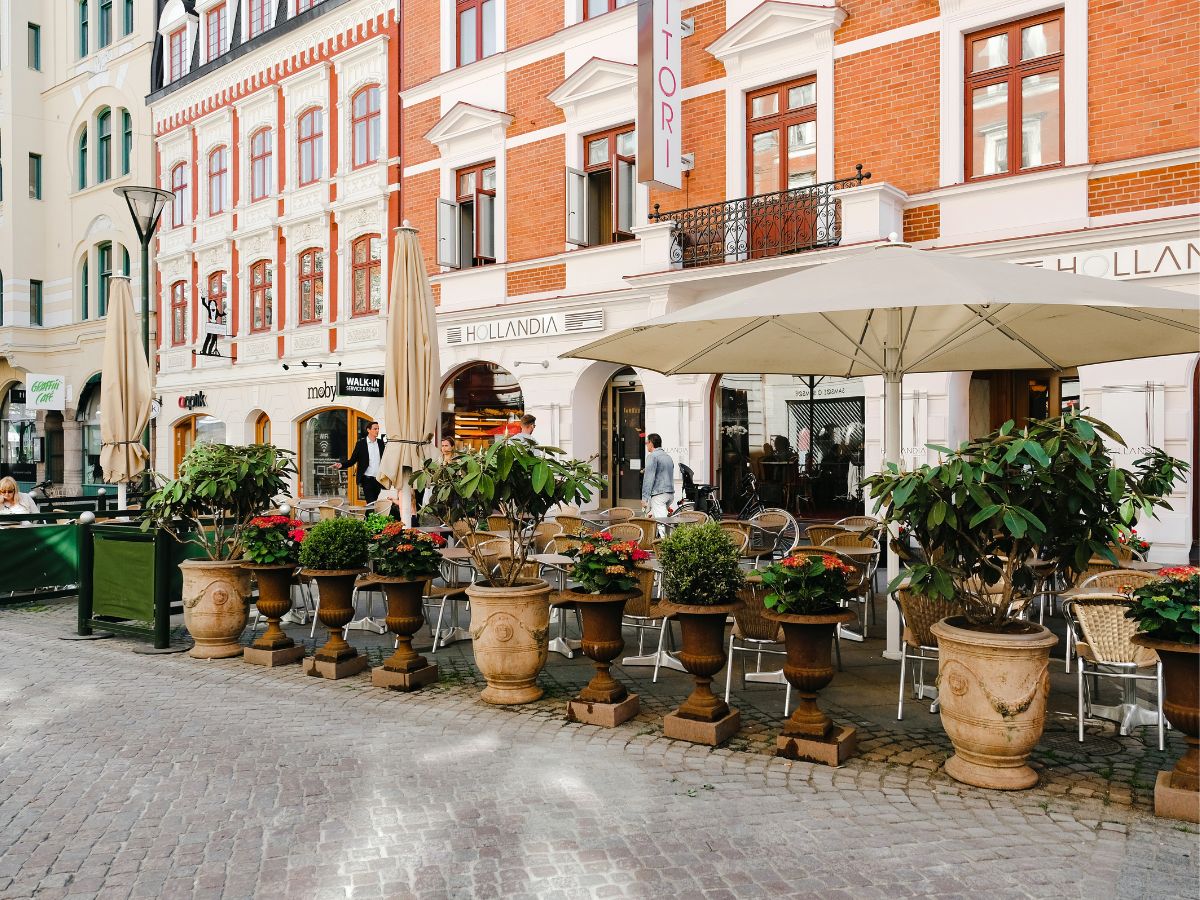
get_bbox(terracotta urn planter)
[1132,636,1199,822]
[370,576,439,691]
[300,568,368,679]
[660,601,741,745]
[764,607,857,765]
[242,564,304,666]
[931,616,1058,790]
[180,559,252,659]
[564,589,641,726]
[467,579,552,705]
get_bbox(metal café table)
[434,546,475,646]
[529,552,581,658]
[620,559,686,674]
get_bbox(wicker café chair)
[607,523,645,544]
[1064,593,1164,750]
[835,515,881,533]
[1062,569,1159,672]
[621,564,677,681]
[604,507,635,524]
[805,524,848,546]
[554,514,587,537]
[451,519,473,541]
[674,510,710,525]
[749,509,795,560]
[896,589,963,719]
[626,517,659,550]
[531,521,562,553]
[486,515,511,533]
[821,531,879,635]
[718,522,752,556]
[724,581,791,714]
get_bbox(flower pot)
[1132,636,1199,822]
[301,568,367,678]
[658,601,741,745]
[569,589,636,704]
[370,576,439,691]
[467,579,552,705]
[242,564,298,651]
[180,559,252,659]
[931,616,1058,790]
[764,608,858,765]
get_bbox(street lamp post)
[114,186,174,472]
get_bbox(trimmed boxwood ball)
[299,517,370,571]
[658,521,744,606]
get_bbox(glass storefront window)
[172,414,227,473]
[714,374,866,518]
[81,382,102,484]
[1,383,37,482]
[441,363,523,451]
[301,409,350,499]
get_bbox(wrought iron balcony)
[649,165,871,269]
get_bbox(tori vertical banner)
[637,0,682,190]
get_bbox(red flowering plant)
[1125,566,1200,646]
[367,522,446,580]
[1117,528,1152,556]
[242,515,306,566]
[759,552,857,616]
[566,530,651,594]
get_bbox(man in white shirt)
[332,421,386,502]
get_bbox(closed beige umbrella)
[377,224,441,522]
[99,275,152,507]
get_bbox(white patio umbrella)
[99,275,153,510]
[376,223,441,524]
[563,241,1200,654]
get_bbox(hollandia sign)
[25,374,65,411]
[637,0,682,190]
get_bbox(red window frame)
[207,146,228,215]
[297,108,323,187]
[248,0,270,37]
[207,270,227,322]
[351,234,381,316]
[745,77,817,196]
[456,0,495,67]
[582,0,634,20]
[297,248,324,325]
[250,128,272,202]
[168,27,186,82]
[964,10,1064,181]
[296,0,318,11]
[249,260,272,333]
[351,85,381,168]
[169,162,188,228]
[170,280,187,345]
[454,160,497,266]
[205,3,226,62]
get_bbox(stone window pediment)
[424,101,513,154]
[548,57,637,117]
[707,1,845,68]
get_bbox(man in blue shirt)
[641,433,676,518]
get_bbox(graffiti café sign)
[25,374,65,411]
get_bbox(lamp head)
[114,185,175,244]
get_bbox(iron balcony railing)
[649,165,871,269]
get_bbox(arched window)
[96,107,111,182]
[78,0,89,57]
[98,241,112,316]
[297,249,324,324]
[80,256,89,319]
[121,110,132,175]
[351,234,381,316]
[77,127,88,190]
[208,146,228,214]
[351,85,380,168]
[170,162,188,227]
[441,363,525,452]
[249,260,272,332]
[170,280,187,345]
[297,108,323,187]
[250,128,272,201]
[119,244,130,276]
[99,0,112,46]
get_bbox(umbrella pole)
[399,480,414,527]
[883,307,903,660]
[117,482,127,512]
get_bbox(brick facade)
[401,0,440,90]
[507,263,567,296]
[902,204,941,243]
[505,137,566,263]
[1087,163,1200,218]
[506,55,566,138]
[682,0,726,89]
[507,0,565,51]
[402,98,442,167]
[836,0,939,44]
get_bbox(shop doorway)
[298,407,372,503]
[0,383,36,482]
[441,362,524,451]
[173,415,227,473]
[598,368,644,509]
[43,411,64,483]
[968,370,1078,436]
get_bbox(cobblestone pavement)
[1,599,1197,899]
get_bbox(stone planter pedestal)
[370,576,439,692]
[301,569,368,680]
[660,601,741,746]
[242,564,305,666]
[1133,636,1199,823]
[564,590,640,728]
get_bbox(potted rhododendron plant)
[366,522,447,691]
[241,514,307,666]
[563,531,651,724]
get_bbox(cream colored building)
[0,0,155,493]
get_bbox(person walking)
[511,414,537,443]
[331,421,387,503]
[641,433,676,519]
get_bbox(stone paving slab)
[0,598,1197,899]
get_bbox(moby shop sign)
[638,0,682,190]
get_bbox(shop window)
[250,128,272,201]
[1,383,37,482]
[457,0,497,67]
[170,280,187,345]
[297,108,323,187]
[965,11,1063,180]
[80,257,89,320]
[351,85,381,168]
[351,234,381,316]
[715,374,865,519]
[174,415,226,472]
[441,362,524,451]
[206,3,226,62]
[208,145,228,214]
[97,241,112,316]
[248,0,270,38]
[249,260,272,332]
[299,408,372,501]
[78,1,88,58]
[255,411,271,444]
[96,107,111,182]
[121,110,132,175]
[170,162,188,227]
[79,378,103,484]
[99,0,112,47]
[567,125,635,247]
[77,128,88,191]
[297,249,324,324]
[437,161,496,269]
[583,0,635,18]
[168,27,186,82]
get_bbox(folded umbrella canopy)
[99,275,153,507]
[377,224,441,522]
[564,241,1200,653]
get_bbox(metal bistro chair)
[1063,569,1159,673]
[554,514,587,537]
[625,516,660,551]
[725,581,791,714]
[541,537,583,659]
[426,553,473,654]
[371,497,395,517]
[621,564,681,681]
[896,588,963,720]
[717,521,752,558]
[530,521,562,553]
[835,515,881,532]
[805,524,849,547]
[607,523,645,545]
[1064,593,1165,750]
[821,531,880,640]
[750,508,797,562]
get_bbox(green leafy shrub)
[1125,567,1200,645]
[364,512,392,535]
[299,517,370,571]
[658,521,744,606]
